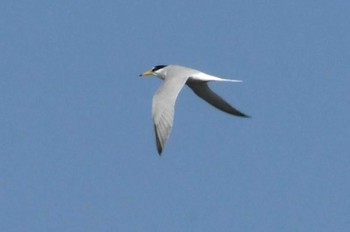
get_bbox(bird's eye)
[152,65,167,72]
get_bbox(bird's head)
[139,65,167,78]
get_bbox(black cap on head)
[152,65,167,72]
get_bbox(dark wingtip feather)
[157,149,162,156]
[237,112,251,118]
[154,125,163,155]
[227,109,251,118]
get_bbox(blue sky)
[1,1,349,231]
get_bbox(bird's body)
[140,65,248,155]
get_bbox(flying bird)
[140,65,249,155]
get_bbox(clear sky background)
[1,1,349,231]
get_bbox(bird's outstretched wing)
[187,82,249,117]
[152,75,189,155]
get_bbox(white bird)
[140,65,249,155]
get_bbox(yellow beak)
[139,70,153,76]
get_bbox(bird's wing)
[187,82,249,117]
[152,75,189,155]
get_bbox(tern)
[140,65,249,155]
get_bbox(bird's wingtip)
[154,125,163,155]
[227,79,243,82]
[238,112,250,118]
[157,147,163,156]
